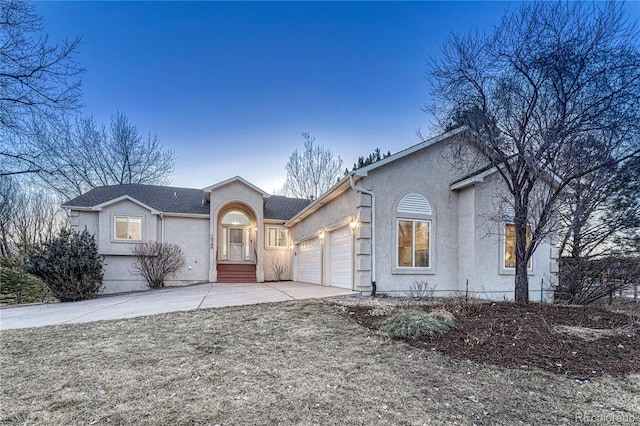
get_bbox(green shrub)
[25,228,103,302]
[0,267,54,304]
[379,309,455,339]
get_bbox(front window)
[267,227,289,248]
[115,216,142,240]
[397,219,430,268]
[504,224,531,269]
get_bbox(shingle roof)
[264,196,312,220]
[63,184,210,215]
[63,184,312,220]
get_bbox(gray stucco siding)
[161,215,210,285]
[263,220,293,281]
[470,172,557,300]
[96,200,158,256]
[288,189,360,244]
[102,255,148,293]
[364,139,463,295]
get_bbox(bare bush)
[270,257,289,281]
[130,242,185,289]
[556,256,640,305]
[405,280,436,301]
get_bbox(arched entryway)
[216,203,258,282]
[219,210,254,262]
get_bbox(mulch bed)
[347,301,640,379]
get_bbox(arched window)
[221,211,250,226]
[396,193,433,269]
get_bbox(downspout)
[159,213,165,244]
[349,175,376,296]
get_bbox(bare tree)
[130,241,185,289]
[428,1,640,303]
[27,112,175,198]
[0,177,66,256]
[1,0,84,176]
[0,176,19,256]
[559,158,640,261]
[11,187,65,252]
[282,132,343,199]
[555,155,640,304]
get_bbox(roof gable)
[91,195,159,213]
[203,176,268,196]
[355,126,468,177]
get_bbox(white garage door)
[297,238,321,284]
[329,227,353,289]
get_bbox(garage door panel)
[330,227,352,289]
[297,238,321,284]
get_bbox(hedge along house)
[63,127,558,299]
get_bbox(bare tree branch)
[428,1,640,302]
[26,112,175,198]
[281,132,343,199]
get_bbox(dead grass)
[1,299,639,425]
[553,324,632,341]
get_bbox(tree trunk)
[514,211,530,303]
[515,260,529,303]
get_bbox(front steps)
[217,263,257,283]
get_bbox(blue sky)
[34,1,640,193]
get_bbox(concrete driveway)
[0,281,359,330]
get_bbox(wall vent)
[397,193,432,215]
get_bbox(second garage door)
[329,227,353,289]
[296,238,321,284]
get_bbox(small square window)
[267,227,288,248]
[114,216,142,240]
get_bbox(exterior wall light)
[319,231,325,239]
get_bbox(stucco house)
[63,128,558,299]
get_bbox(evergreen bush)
[379,309,455,339]
[25,228,103,302]
[0,266,54,304]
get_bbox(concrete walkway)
[0,281,359,330]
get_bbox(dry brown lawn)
[1,299,639,425]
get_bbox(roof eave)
[62,205,93,212]
[158,212,210,219]
[286,173,358,227]
[450,166,497,190]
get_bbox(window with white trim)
[114,216,142,240]
[395,193,433,269]
[267,227,289,248]
[397,219,430,268]
[504,223,531,269]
